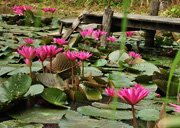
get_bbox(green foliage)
[0,74,32,109]
[41,88,68,108]
[9,107,68,123]
[137,109,160,121]
[77,105,132,120]
[161,5,180,18]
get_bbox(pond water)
[0,13,179,128]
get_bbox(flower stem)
[81,61,84,77]
[50,57,52,73]
[131,105,138,128]
[29,65,32,79]
[41,62,45,73]
[71,62,74,87]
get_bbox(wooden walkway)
[81,13,180,32]
[60,13,180,32]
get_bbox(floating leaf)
[77,106,132,120]
[84,67,103,77]
[41,88,68,108]
[78,44,100,57]
[128,61,160,76]
[24,84,44,97]
[108,71,134,87]
[0,67,16,76]
[9,107,68,123]
[0,120,43,128]
[81,86,102,101]
[0,74,31,109]
[108,50,129,63]
[94,59,107,67]
[137,109,160,121]
[37,73,65,90]
[92,102,131,110]
[59,113,133,128]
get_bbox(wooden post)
[100,0,114,47]
[145,0,160,47]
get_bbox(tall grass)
[166,48,180,102]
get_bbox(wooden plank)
[145,0,160,47]
[82,13,180,32]
[101,8,114,47]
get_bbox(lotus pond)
[0,6,180,128]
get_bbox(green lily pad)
[78,44,100,57]
[77,105,132,120]
[41,88,68,107]
[9,107,68,123]
[0,67,16,76]
[24,84,44,97]
[59,115,133,128]
[82,86,102,101]
[0,74,32,102]
[92,102,131,110]
[84,67,103,77]
[37,73,65,90]
[137,108,160,121]
[108,71,134,87]
[128,61,160,76]
[94,59,107,67]
[0,120,43,128]
[108,50,129,63]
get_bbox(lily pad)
[92,102,131,110]
[108,50,129,63]
[108,71,134,87]
[84,67,103,77]
[81,86,102,101]
[59,116,133,128]
[128,61,160,76]
[41,88,68,107]
[9,107,68,123]
[94,59,107,67]
[137,109,160,121]
[37,73,65,90]
[0,67,16,76]
[77,105,132,120]
[0,74,32,103]
[24,84,44,97]
[0,120,43,128]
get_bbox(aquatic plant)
[17,46,36,78]
[118,84,150,128]
[76,51,92,77]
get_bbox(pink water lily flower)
[42,7,56,13]
[12,5,32,15]
[107,36,117,43]
[76,51,92,61]
[92,29,107,40]
[105,87,115,97]
[53,38,67,46]
[80,28,94,38]
[63,50,78,61]
[42,45,62,58]
[36,47,47,62]
[48,8,56,13]
[23,38,33,44]
[118,84,150,105]
[126,31,134,37]
[18,46,36,62]
[129,51,142,59]
[169,103,180,113]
